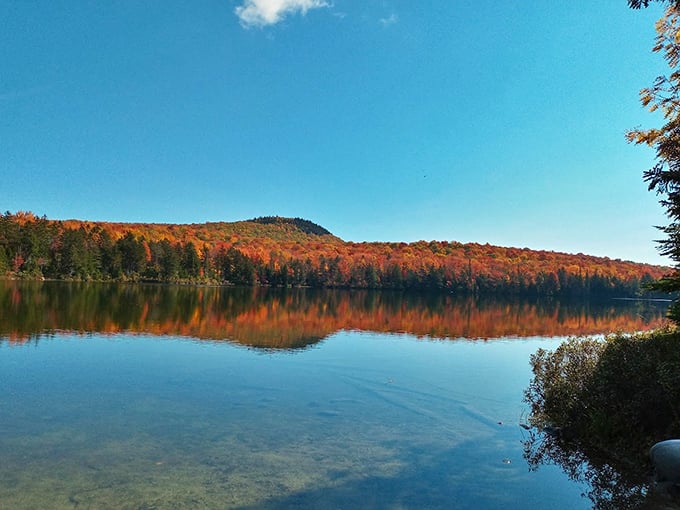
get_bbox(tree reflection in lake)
[522,429,680,510]
[0,280,668,347]
[522,329,680,510]
[0,280,673,509]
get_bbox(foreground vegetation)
[526,330,680,461]
[521,4,680,507]
[524,329,680,508]
[0,211,667,297]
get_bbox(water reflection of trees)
[523,331,680,510]
[0,281,668,349]
[522,430,680,510]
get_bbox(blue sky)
[0,0,672,264]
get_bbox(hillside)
[0,211,670,297]
[58,215,341,245]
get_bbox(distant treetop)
[249,216,333,236]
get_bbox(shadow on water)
[0,280,669,349]
[230,443,507,510]
[226,432,586,510]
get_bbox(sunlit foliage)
[628,2,680,320]
[0,211,668,297]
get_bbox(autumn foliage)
[0,211,669,298]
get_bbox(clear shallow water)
[0,282,670,509]
[1,331,591,510]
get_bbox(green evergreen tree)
[628,3,680,320]
[159,239,180,280]
[97,229,121,278]
[116,232,146,278]
[182,242,201,279]
[0,246,8,274]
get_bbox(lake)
[0,281,669,509]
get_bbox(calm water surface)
[0,282,669,509]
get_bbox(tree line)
[0,211,665,298]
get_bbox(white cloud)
[379,13,398,27]
[235,0,330,27]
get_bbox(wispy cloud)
[235,0,330,28]
[379,13,398,28]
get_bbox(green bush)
[525,328,680,463]
[525,337,605,432]
[588,329,680,452]
[525,329,680,509]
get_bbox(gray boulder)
[650,440,680,483]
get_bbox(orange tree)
[628,0,680,320]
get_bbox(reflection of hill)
[0,281,668,349]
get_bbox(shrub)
[525,336,605,433]
[525,328,680,463]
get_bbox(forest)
[0,211,669,298]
